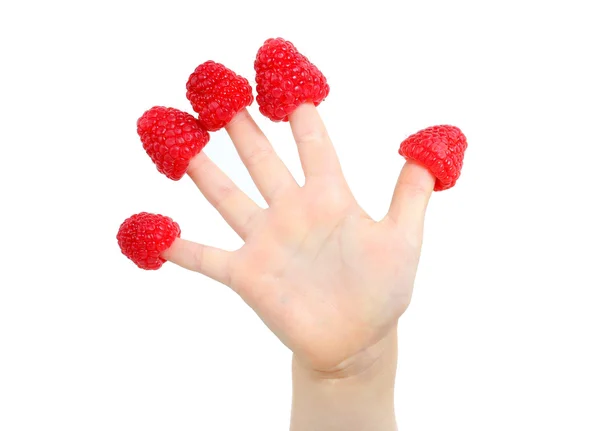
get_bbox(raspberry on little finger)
[117,212,181,270]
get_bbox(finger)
[386,161,435,238]
[225,109,297,203]
[288,103,343,179]
[161,238,232,285]
[187,152,261,239]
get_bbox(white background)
[1,1,599,429]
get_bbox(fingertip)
[224,107,253,131]
[288,102,324,128]
[400,161,436,196]
[289,101,317,116]
[387,161,436,229]
[159,238,232,284]
[159,236,181,261]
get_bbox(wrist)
[293,325,398,380]
[290,326,398,431]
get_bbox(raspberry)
[137,106,209,181]
[117,212,181,270]
[254,37,329,122]
[186,61,254,131]
[399,125,467,191]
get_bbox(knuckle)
[296,129,328,147]
[398,180,430,198]
[213,183,237,209]
[240,208,262,235]
[226,108,251,127]
[187,154,211,176]
[192,245,205,271]
[244,145,274,167]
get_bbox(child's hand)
[163,103,435,376]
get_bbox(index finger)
[288,103,344,179]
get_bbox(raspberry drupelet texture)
[137,106,209,181]
[254,37,329,122]
[186,61,254,131]
[117,212,181,270]
[399,125,468,191]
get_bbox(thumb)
[385,161,435,238]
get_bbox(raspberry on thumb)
[399,125,467,191]
[117,212,181,270]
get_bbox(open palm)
[163,103,435,373]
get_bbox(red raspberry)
[186,61,254,131]
[254,37,329,122]
[137,106,209,181]
[399,125,468,191]
[117,212,181,270]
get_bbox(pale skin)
[162,103,436,430]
